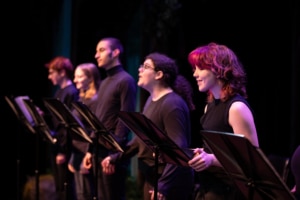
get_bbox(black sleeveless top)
[200,94,251,133]
[197,95,252,199]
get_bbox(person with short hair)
[45,56,79,200]
[82,37,137,200]
[101,52,195,200]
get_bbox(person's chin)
[137,82,142,87]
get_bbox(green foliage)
[126,176,143,200]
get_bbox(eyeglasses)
[139,64,155,70]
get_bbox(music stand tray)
[23,99,56,144]
[71,101,123,153]
[5,95,56,200]
[43,98,92,144]
[200,130,296,200]
[118,111,193,167]
[71,101,124,200]
[118,111,194,200]
[5,95,36,134]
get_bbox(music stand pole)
[16,123,22,200]
[153,145,159,200]
[93,130,100,200]
[4,96,34,200]
[200,130,296,200]
[23,99,57,200]
[117,111,195,200]
[43,98,94,200]
[92,129,110,200]
[34,130,40,200]
[71,101,124,200]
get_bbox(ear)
[155,70,163,80]
[59,69,66,77]
[112,48,120,57]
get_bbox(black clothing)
[196,95,251,200]
[70,96,98,200]
[49,84,79,200]
[111,92,194,200]
[291,145,300,200]
[93,65,136,146]
[88,65,137,200]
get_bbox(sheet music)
[14,96,35,126]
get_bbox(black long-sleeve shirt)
[110,92,194,198]
[89,65,137,157]
[51,84,79,155]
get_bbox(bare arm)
[228,101,259,147]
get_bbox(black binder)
[200,130,296,200]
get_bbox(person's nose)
[193,70,197,77]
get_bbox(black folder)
[200,130,296,200]
[118,111,193,167]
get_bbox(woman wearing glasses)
[101,52,195,200]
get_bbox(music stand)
[43,98,92,144]
[43,98,93,200]
[117,111,194,200]
[71,101,123,152]
[71,101,124,200]
[200,130,296,200]
[5,96,56,200]
[5,95,35,134]
[23,99,57,144]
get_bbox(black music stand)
[43,98,92,144]
[71,101,123,152]
[117,111,194,200]
[71,101,124,200]
[5,96,56,200]
[5,96,35,134]
[23,98,58,200]
[43,98,93,200]
[23,99,57,144]
[200,130,296,200]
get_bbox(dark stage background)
[2,0,299,199]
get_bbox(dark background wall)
[2,0,299,198]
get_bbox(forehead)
[96,40,110,50]
[48,68,58,73]
[74,68,85,75]
[143,58,154,65]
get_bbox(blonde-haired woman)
[69,62,101,200]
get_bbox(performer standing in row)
[82,37,137,200]
[101,52,196,200]
[187,42,259,200]
[45,56,79,200]
[68,62,101,200]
